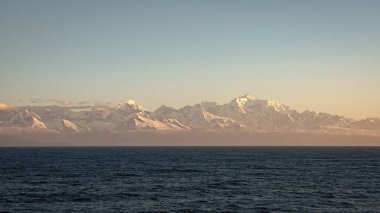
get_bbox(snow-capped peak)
[118,99,146,113]
[234,94,256,106]
[239,93,256,100]
[125,99,145,109]
[226,94,256,114]
[126,99,137,105]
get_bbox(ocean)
[0,147,379,212]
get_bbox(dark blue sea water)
[0,147,379,212]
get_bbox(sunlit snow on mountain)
[1,94,379,136]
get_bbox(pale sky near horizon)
[0,0,379,119]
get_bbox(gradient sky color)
[0,0,379,119]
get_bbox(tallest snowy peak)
[232,94,256,106]
[239,93,256,100]
[224,94,257,114]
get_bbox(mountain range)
[1,94,379,135]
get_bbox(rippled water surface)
[0,147,379,212]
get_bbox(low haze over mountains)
[1,94,379,136]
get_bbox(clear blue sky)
[0,0,379,119]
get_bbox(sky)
[0,0,379,119]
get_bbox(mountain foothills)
[0,94,379,135]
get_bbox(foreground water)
[0,147,379,212]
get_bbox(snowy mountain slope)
[45,119,83,133]
[213,94,295,130]
[151,104,245,130]
[0,109,47,129]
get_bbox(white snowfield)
[0,94,379,134]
